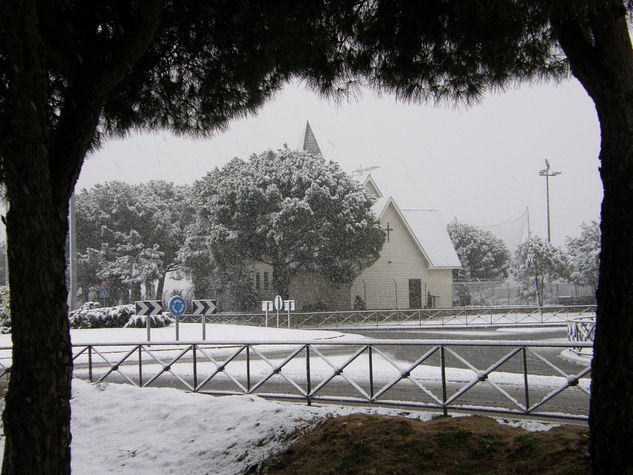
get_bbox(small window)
[255,273,261,291]
[264,272,269,291]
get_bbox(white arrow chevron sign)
[192,299,217,315]
[135,300,163,316]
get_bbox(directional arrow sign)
[192,299,217,316]
[135,300,163,316]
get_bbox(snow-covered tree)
[178,233,257,311]
[447,222,511,281]
[512,237,568,307]
[566,221,600,290]
[76,181,195,302]
[191,147,385,298]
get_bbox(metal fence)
[59,338,593,422]
[568,316,597,350]
[180,304,596,330]
[452,281,596,306]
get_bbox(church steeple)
[301,121,322,156]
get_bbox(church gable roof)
[371,195,460,269]
[362,175,383,198]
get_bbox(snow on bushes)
[0,286,10,333]
[69,302,173,329]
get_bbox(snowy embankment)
[68,379,436,474]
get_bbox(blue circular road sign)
[168,295,187,317]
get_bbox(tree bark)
[0,2,161,472]
[0,2,73,473]
[553,2,633,472]
[2,169,73,474]
[272,259,291,299]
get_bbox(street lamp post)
[539,159,561,243]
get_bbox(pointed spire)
[301,121,322,156]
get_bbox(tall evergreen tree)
[0,2,352,472]
[76,181,194,302]
[566,221,601,289]
[330,3,633,470]
[447,222,511,281]
[191,147,385,298]
[512,237,568,307]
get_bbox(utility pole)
[539,159,561,243]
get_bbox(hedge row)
[69,302,173,329]
[0,294,175,333]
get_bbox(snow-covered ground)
[67,379,438,474]
[0,324,583,474]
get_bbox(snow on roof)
[371,195,390,217]
[362,175,383,198]
[401,208,462,269]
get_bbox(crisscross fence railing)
[181,305,596,330]
[56,339,593,422]
[568,316,597,350]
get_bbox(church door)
[408,279,422,309]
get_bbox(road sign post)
[192,299,217,340]
[274,295,284,328]
[284,299,296,328]
[135,300,163,341]
[169,296,187,341]
[262,300,273,327]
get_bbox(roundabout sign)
[168,295,187,317]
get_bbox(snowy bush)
[0,286,10,333]
[69,302,172,329]
[124,313,174,328]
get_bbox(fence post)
[369,346,374,401]
[522,346,530,413]
[440,345,448,417]
[192,344,198,391]
[246,345,251,393]
[306,345,311,406]
[138,345,143,387]
[88,345,93,382]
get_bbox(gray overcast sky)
[78,77,602,247]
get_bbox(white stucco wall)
[351,202,430,309]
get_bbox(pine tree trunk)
[552,4,633,471]
[589,92,633,474]
[272,260,290,299]
[156,274,166,303]
[2,180,73,474]
[131,283,142,303]
[1,3,73,472]
[588,98,633,473]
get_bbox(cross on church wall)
[384,223,393,242]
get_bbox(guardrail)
[568,316,597,350]
[179,305,596,330]
[58,338,593,422]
